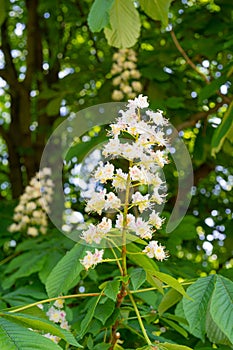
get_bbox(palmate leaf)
[103,280,120,301]
[183,275,216,341]
[104,0,141,48]
[158,289,182,315]
[139,0,173,27]
[88,0,114,32]
[149,270,190,299]
[206,306,232,346]
[46,243,85,298]
[2,251,47,289]
[210,275,233,344]
[158,343,193,350]
[78,295,102,339]
[0,312,81,347]
[94,299,115,324]
[0,317,62,350]
[130,268,146,290]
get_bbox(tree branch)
[24,0,43,88]
[0,22,21,91]
[170,29,231,104]
[176,102,227,131]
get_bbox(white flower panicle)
[80,95,169,266]
[111,49,142,101]
[8,168,54,237]
[44,298,70,344]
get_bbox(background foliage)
[0,0,233,349]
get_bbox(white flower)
[151,188,165,205]
[43,333,60,344]
[94,162,114,183]
[152,150,168,168]
[128,94,149,109]
[81,224,102,244]
[112,90,124,101]
[97,217,112,234]
[105,192,122,210]
[60,320,70,330]
[27,227,39,237]
[134,217,152,239]
[26,202,37,212]
[85,189,106,215]
[112,169,128,191]
[143,240,168,261]
[80,249,104,270]
[149,211,164,229]
[8,223,19,232]
[115,213,136,231]
[47,306,65,323]
[131,192,150,213]
[132,81,142,92]
[129,165,147,183]
[146,110,168,126]
[54,299,64,309]
[103,138,121,157]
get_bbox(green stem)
[8,292,101,313]
[127,289,152,346]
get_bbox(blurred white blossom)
[110,49,142,101]
[8,167,54,236]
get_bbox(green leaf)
[150,271,190,299]
[0,312,81,347]
[93,343,111,350]
[159,343,193,350]
[210,275,233,343]
[2,286,47,307]
[2,252,47,289]
[166,97,185,109]
[206,307,232,346]
[104,0,141,48]
[46,97,62,116]
[39,250,64,284]
[158,289,182,315]
[160,317,189,338]
[0,317,62,350]
[183,275,216,341]
[88,0,114,32]
[211,101,233,157]
[130,268,146,290]
[78,295,102,339]
[127,242,159,273]
[146,272,164,295]
[103,280,120,301]
[46,243,85,298]
[95,299,115,324]
[140,0,173,27]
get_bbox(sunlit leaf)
[46,243,84,297]
[183,275,216,341]
[158,289,182,315]
[210,275,233,343]
[130,268,146,290]
[88,0,114,32]
[104,0,141,48]
[0,317,62,350]
[140,0,173,27]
